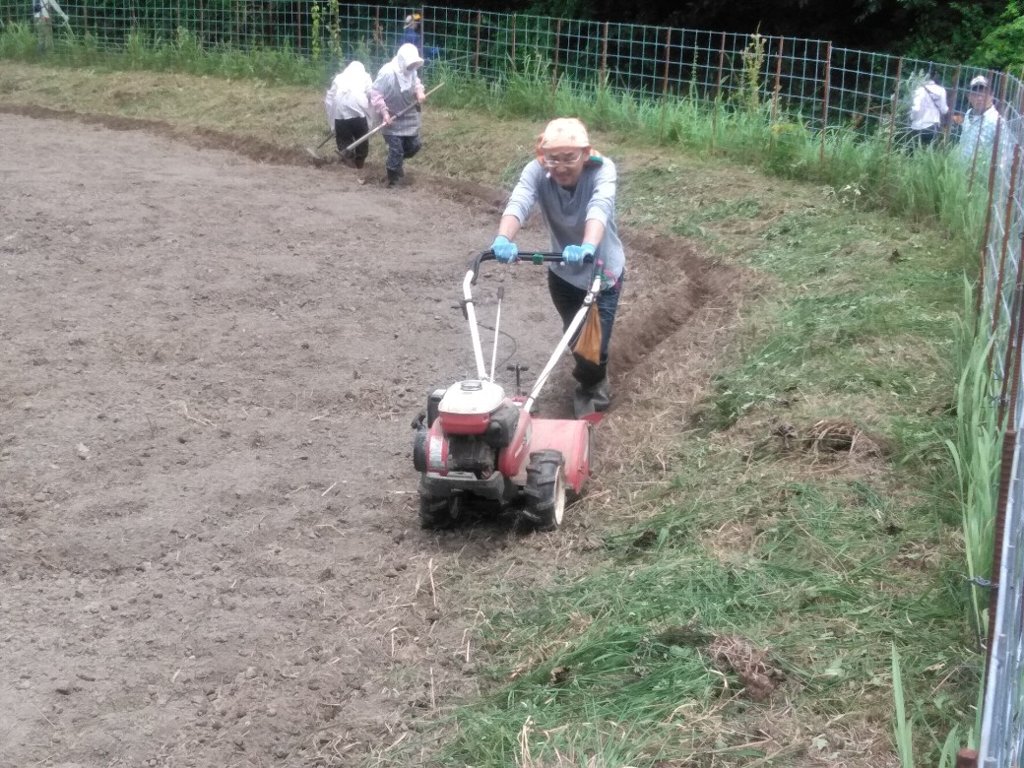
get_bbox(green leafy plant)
[327,0,341,64]
[737,30,765,114]
[309,1,321,63]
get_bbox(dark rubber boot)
[572,376,611,419]
[386,169,401,187]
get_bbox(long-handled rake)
[304,132,335,159]
[305,82,445,161]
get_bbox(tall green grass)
[426,58,986,230]
[946,279,1001,642]
[892,643,968,768]
[0,22,325,85]
[1,24,988,228]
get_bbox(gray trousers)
[383,133,422,174]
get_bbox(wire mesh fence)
[975,79,1024,768]
[2,1,1024,763]
[0,1,1011,131]
[3,0,1019,144]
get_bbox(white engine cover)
[439,379,505,415]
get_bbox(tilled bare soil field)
[0,110,739,767]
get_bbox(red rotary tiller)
[411,250,604,531]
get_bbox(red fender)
[527,418,591,493]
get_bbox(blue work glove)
[490,235,519,263]
[562,242,596,264]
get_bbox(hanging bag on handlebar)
[572,304,602,366]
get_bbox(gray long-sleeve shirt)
[502,157,625,290]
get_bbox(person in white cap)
[371,43,427,187]
[489,117,626,418]
[908,67,948,148]
[324,61,375,169]
[399,11,439,61]
[958,75,1002,167]
[402,13,423,52]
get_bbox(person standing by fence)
[401,14,423,52]
[32,0,68,52]
[908,68,949,148]
[400,12,440,62]
[958,75,1002,169]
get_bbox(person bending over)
[324,61,374,169]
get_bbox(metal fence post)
[975,159,1000,318]
[998,249,1024,429]
[552,18,561,99]
[660,26,671,140]
[712,31,725,148]
[990,147,1021,344]
[600,20,608,85]
[820,41,832,164]
[770,35,784,126]
[943,63,962,144]
[714,30,725,102]
[474,11,481,73]
[885,56,903,159]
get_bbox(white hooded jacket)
[324,61,374,128]
[370,44,426,138]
